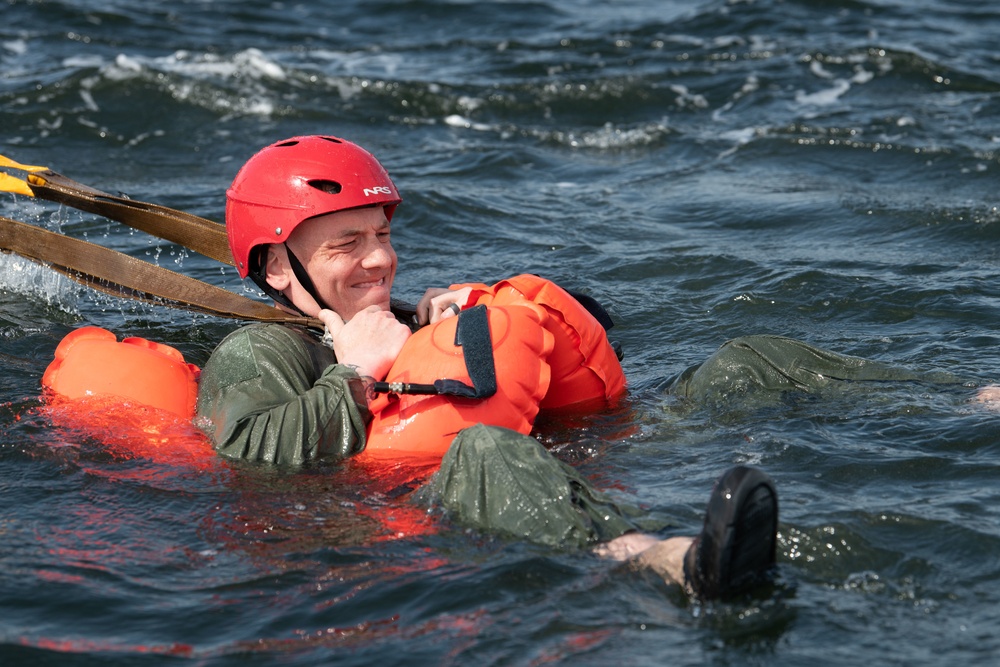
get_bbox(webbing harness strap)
[26,170,235,266]
[12,167,416,328]
[283,242,333,313]
[0,163,321,326]
[370,304,498,399]
[0,215,319,327]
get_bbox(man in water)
[196,134,779,600]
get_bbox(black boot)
[683,465,778,600]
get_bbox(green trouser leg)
[667,335,953,401]
[418,424,640,549]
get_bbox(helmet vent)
[319,136,343,144]
[308,179,342,195]
[276,140,299,147]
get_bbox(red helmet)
[226,135,401,278]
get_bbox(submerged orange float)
[40,326,212,466]
[42,326,200,418]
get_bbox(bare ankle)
[633,536,695,586]
[593,532,661,560]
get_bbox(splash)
[0,253,82,314]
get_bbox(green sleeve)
[196,324,371,465]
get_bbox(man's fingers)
[322,306,396,340]
[416,288,453,325]
[318,308,346,336]
[427,287,472,324]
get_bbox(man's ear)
[263,244,292,291]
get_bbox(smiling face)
[264,206,397,319]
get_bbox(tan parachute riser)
[0,215,320,328]
[25,170,235,266]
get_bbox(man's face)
[277,206,397,319]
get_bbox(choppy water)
[2,0,999,664]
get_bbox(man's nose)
[361,240,393,267]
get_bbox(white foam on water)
[712,74,761,122]
[719,127,758,144]
[309,48,406,78]
[795,53,877,111]
[809,60,836,79]
[71,47,287,117]
[669,84,709,110]
[547,121,669,149]
[116,47,288,82]
[3,39,28,55]
[444,114,494,132]
[795,79,852,106]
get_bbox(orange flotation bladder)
[462,274,626,410]
[40,327,213,466]
[362,301,554,461]
[362,275,626,461]
[43,326,200,418]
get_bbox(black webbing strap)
[564,287,615,331]
[564,287,624,360]
[371,304,498,399]
[438,303,498,398]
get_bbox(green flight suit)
[419,423,641,549]
[195,322,642,548]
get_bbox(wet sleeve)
[196,325,371,465]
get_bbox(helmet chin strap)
[283,242,335,313]
[247,243,332,318]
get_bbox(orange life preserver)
[43,326,200,418]
[362,301,554,462]
[40,276,624,467]
[461,274,626,410]
[40,326,213,467]
[362,275,626,461]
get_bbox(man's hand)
[319,306,411,381]
[416,286,474,325]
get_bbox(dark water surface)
[2,0,999,664]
